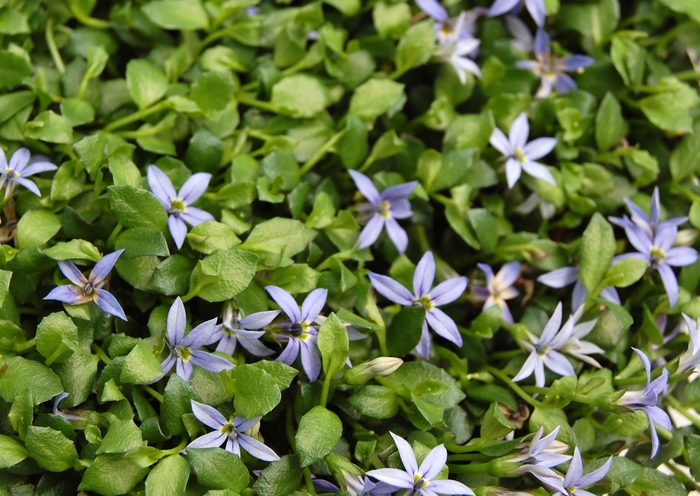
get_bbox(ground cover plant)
[1,0,700,494]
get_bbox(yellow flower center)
[170,198,187,216]
[514,148,527,163]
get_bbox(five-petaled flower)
[510,425,571,492]
[0,148,57,201]
[147,165,215,249]
[265,286,328,382]
[160,297,234,382]
[367,432,475,496]
[616,348,672,458]
[513,302,602,387]
[349,170,418,255]
[552,447,612,496]
[610,187,697,308]
[488,0,545,27]
[516,30,594,98]
[210,303,278,357]
[44,250,127,321]
[475,262,520,323]
[187,400,280,461]
[489,112,557,188]
[369,251,467,358]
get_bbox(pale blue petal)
[238,433,281,462]
[301,288,328,323]
[429,276,467,306]
[543,350,575,377]
[58,260,89,286]
[490,127,513,156]
[488,0,520,17]
[381,181,418,202]
[416,321,431,359]
[21,162,57,177]
[14,177,41,196]
[413,252,436,297]
[496,262,521,288]
[540,302,563,344]
[169,215,188,249]
[368,273,414,305]
[523,138,557,161]
[266,286,301,323]
[349,170,381,205]
[426,308,463,346]
[277,338,300,365]
[657,263,679,308]
[299,340,321,382]
[187,431,226,449]
[190,400,227,429]
[390,432,418,475]
[577,456,613,487]
[524,0,545,26]
[9,148,30,172]
[665,247,698,267]
[522,161,555,185]
[177,359,193,382]
[553,73,577,94]
[94,289,127,321]
[189,350,235,373]
[534,29,549,58]
[239,310,280,329]
[357,214,385,249]
[91,249,124,284]
[167,297,187,345]
[147,165,176,208]
[427,480,475,495]
[180,207,215,226]
[562,55,594,71]
[183,318,219,349]
[179,173,212,205]
[418,444,447,480]
[538,267,578,288]
[509,112,529,149]
[564,447,583,487]
[505,158,522,189]
[385,217,409,254]
[416,0,448,22]
[512,351,538,382]
[44,285,83,304]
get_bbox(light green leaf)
[145,455,190,496]
[24,110,74,144]
[26,426,78,472]
[295,406,343,467]
[126,59,169,110]
[142,0,211,30]
[318,313,349,378]
[579,213,615,292]
[271,74,330,118]
[0,434,28,468]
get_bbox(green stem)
[45,19,66,75]
[91,343,112,364]
[103,101,169,132]
[45,343,69,367]
[675,70,700,82]
[483,365,544,408]
[285,407,297,451]
[449,460,496,475]
[14,338,36,354]
[70,0,111,29]
[667,395,700,430]
[444,442,478,453]
[299,129,347,175]
[141,385,165,403]
[181,283,206,303]
[161,437,188,455]
[319,373,332,408]
[303,468,318,495]
[447,453,491,462]
[237,94,279,113]
[106,223,123,250]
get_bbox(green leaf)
[78,453,151,495]
[85,45,109,79]
[349,78,405,122]
[595,92,628,151]
[126,59,169,110]
[195,249,258,302]
[186,221,241,254]
[162,375,201,436]
[337,115,369,169]
[60,98,95,127]
[187,448,250,491]
[686,434,700,480]
[348,385,399,419]
[186,129,224,174]
[239,217,316,263]
[579,212,615,292]
[115,227,170,260]
[544,375,577,408]
[266,264,320,294]
[0,50,33,91]
[480,402,514,440]
[110,156,142,187]
[658,0,700,23]
[191,71,235,112]
[0,434,28,468]
[626,467,687,496]
[530,407,577,447]
[639,77,700,134]
[26,426,78,472]
[145,455,190,496]
[318,312,349,378]
[0,9,29,34]
[669,120,700,181]
[271,75,330,118]
[36,312,79,364]
[142,0,211,30]
[43,240,101,262]
[261,152,300,192]
[109,185,169,231]
[295,406,343,467]
[395,20,435,75]
[148,255,196,295]
[24,110,74,143]
[96,419,144,454]
[250,360,299,390]
[17,209,61,249]
[605,258,648,288]
[74,134,107,177]
[230,364,282,418]
[382,361,465,409]
[372,1,410,39]
[386,306,425,358]
[0,356,63,405]
[120,342,164,384]
[253,455,303,496]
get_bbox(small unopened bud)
[343,357,403,385]
[676,229,698,247]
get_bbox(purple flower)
[186,400,280,461]
[369,251,467,358]
[616,348,672,458]
[265,286,328,382]
[345,474,395,496]
[610,187,697,308]
[489,112,557,188]
[160,297,234,382]
[0,148,57,200]
[349,170,418,255]
[44,250,127,321]
[553,447,612,496]
[367,432,474,496]
[210,304,278,357]
[475,262,520,323]
[488,0,545,27]
[538,266,620,309]
[52,392,83,421]
[147,165,215,249]
[513,302,602,387]
[415,0,486,45]
[516,30,594,98]
[510,425,571,491]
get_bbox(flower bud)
[343,357,403,385]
